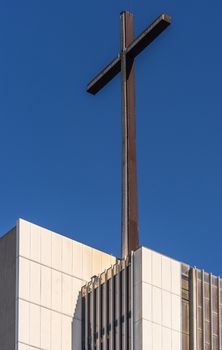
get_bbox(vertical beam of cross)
[87,12,171,258]
[121,12,138,258]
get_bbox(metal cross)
[87,12,171,258]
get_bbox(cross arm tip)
[126,12,172,60]
[86,55,121,95]
[86,84,97,95]
[161,13,172,24]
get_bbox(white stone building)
[0,219,221,350]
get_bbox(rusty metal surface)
[120,11,138,258]
[87,55,121,95]
[86,11,171,257]
[87,13,171,95]
[126,13,171,59]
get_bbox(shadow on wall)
[72,292,82,350]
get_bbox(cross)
[87,11,171,258]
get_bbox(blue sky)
[0,0,222,275]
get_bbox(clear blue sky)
[0,0,222,275]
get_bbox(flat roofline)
[138,245,189,267]
[16,218,117,261]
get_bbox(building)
[0,218,221,350]
[0,219,116,350]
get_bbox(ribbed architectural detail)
[182,266,222,350]
[81,253,135,350]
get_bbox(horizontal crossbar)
[87,56,121,95]
[87,13,171,95]
[126,13,171,59]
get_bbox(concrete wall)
[16,219,116,350]
[0,227,16,350]
[1,219,184,350]
[134,247,182,350]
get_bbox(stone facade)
[1,219,221,350]
[0,219,116,350]
[134,247,182,350]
